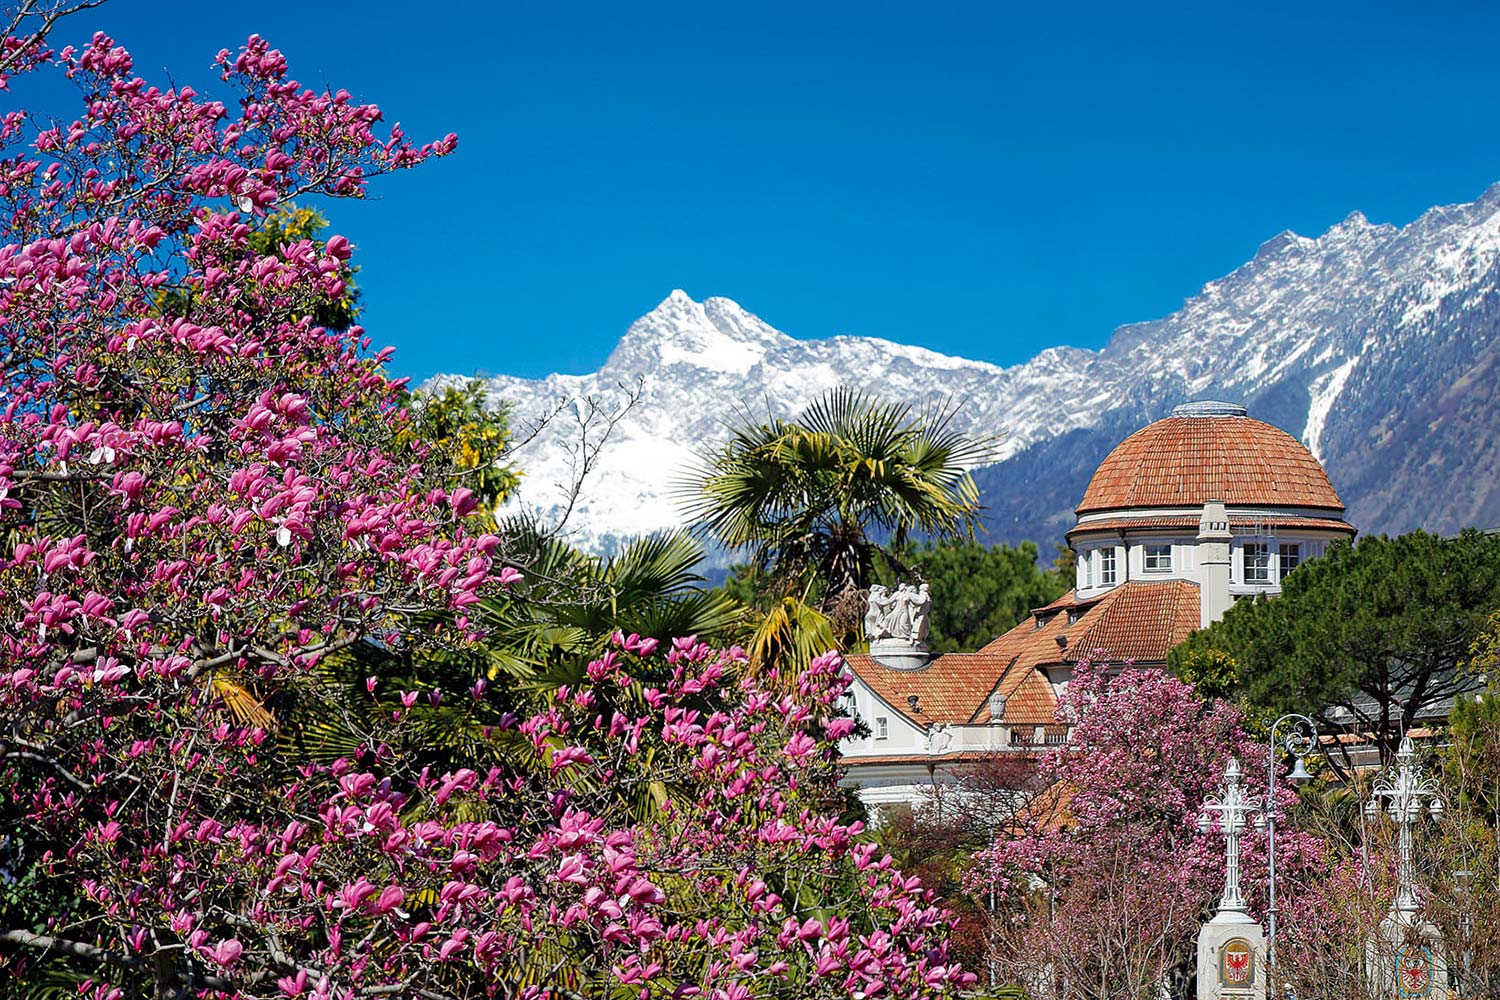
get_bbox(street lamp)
[1364,735,1444,918]
[1265,713,1318,984]
[1198,756,1261,915]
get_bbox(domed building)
[839,402,1355,815]
[1069,400,1354,615]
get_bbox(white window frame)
[1278,543,1301,581]
[1244,542,1271,584]
[875,716,889,740]
[1099,547,1117,586]
[1143,544,1172,573]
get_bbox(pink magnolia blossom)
[967,658,1331,997]
[0,18,970,1000]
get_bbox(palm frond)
[209,674,277,732]
[677,386,1000,606]
[745,595,839,690]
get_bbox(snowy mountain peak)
[1253,230,1315,263]
[1324,209,1398,244]
[449,183,1500,559]
[606,291,790,375]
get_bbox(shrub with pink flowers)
[0,18,970,998]
[965,659,1330,1000]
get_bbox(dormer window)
[1279,544,1301,578]
[1244,543,1271,584]
[1099,548,1117,585]
[1144,544,1172,573]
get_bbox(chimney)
[1197,500,1232,628]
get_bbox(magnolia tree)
[0,21,971,1000]
[965,660,1330,1000]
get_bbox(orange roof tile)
[997,670,1059,726]
[1067,579,1201,664]
[1076,415,1344,515]
[846,580,1201,730]
[846,649,1018,728]
[1067,513,1354,540]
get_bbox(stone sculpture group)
[864,582,932,645]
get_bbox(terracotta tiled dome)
[1075,402,1345,515]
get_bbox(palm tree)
[468,526,743,692]
[681,388,997,640]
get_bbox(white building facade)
[838,401,1356,818]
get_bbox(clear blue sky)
[19,0,1500,380]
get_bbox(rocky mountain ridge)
[438,184,1500,559]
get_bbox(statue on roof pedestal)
[910,583,931,643]
[925,723,952,756]
[864,582,930,643]
[865,581,931,670]
[865,584,893,638]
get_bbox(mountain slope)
[440,184,1500,558]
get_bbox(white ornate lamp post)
[1195,757,1267,1000]
[1199,757,1261,915]
[1264,713,1318,982]
[1364,736,1444,917]
[1363,735,1448,999]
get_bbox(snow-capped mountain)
[438,183,1500,559]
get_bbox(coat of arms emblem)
[1396,945,1433,998]
[1218,937,1255,988]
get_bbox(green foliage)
[404,379,521,515]
[721,562,765,610]
[1468,608,1500,679]
[1428,615,1500,990]
[716,566,845,688]
[682,387,997,642]
[876,538,1069,653]
[1446,686,1500,822]
[0,834,91,995]
[1444,610,1500,823]
[469,527,744,689]
[1170,530,1500,763]
[1170,646,1239,702]
[0,962,93,1000]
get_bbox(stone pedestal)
[868,638,929,670]
[1196,911,1267,1000]
[1366,911,1449,999]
